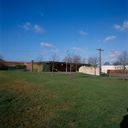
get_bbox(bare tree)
[82,57,87,64]
[88,56,98,75]
[115,51,128,79]
[63,51,72,62]
[117,51,128,69]
[72,54,81,71]
[63,51,82,72]
[63,51,73,72]
[50,53,59,72]
[113,61,121,65]
[72,54,81,63]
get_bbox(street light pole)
[96,48,104,76]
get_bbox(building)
[79,66,99,75]
[102,65,128,74]
[79,65,128,76]
[0,60,89,72]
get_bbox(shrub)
[16,64,26,69]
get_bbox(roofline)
[2,60,90,65]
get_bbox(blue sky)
[0,0,128,63]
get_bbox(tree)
[114,51,128,79]
[117,51,128,69]
[82,57,87,64]
[63,50,82,72]
[113,61,121,65]
[72,54,81,71]
[63,51,72,63]
[50,53,59,72]
[104,61,110,65]
[63,51,73,72]
[114,51,128,68]
[72,54,81,63]
[88,56,98,75]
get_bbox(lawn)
[0,71,128,128]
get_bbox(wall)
[79,66,100,75]
[107,70,128,77]
[33,64,43,72]
[102,65,116,74]
[24,63,32,71]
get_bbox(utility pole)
[96,48,104,76]
[31,60,34,72]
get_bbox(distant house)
[102,65,128,72]
[79,65,128,76]
[102,65,128,76]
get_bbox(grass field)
[0,71,128,128]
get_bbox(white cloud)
[20,22,44,33]
[114,24,122,31]
[40,42,53,48]
[80,30,88,36]
[34,24,43,33]
[104,35,116,42]
[123,21,128,30]
[39,42,60,60]
[21,22,31,30]
[114,20,128,31]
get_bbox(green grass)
[0,71,128,128]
